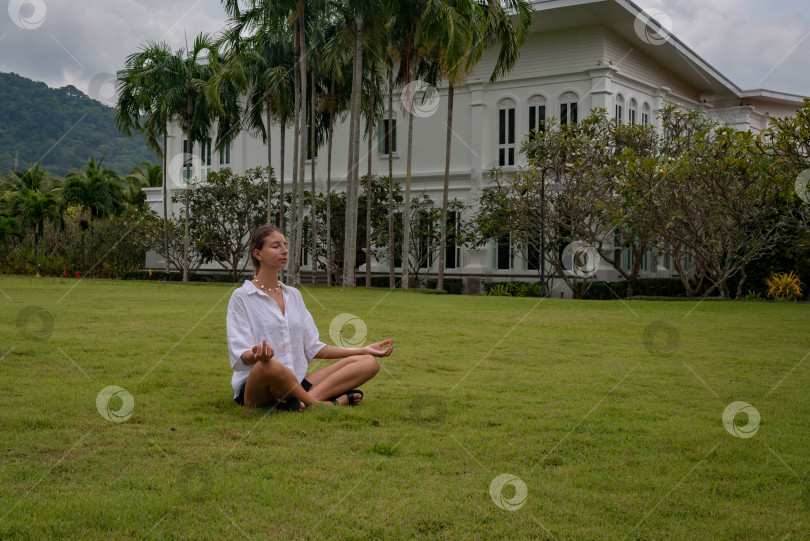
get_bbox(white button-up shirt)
[226,280,327,398]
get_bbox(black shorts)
[235,377,312,406]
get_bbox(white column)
[587,66,618,112]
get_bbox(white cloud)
[639,0,810,94]
[0,0,808,100]
[0,0,226,98]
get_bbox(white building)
[145,0,807,294]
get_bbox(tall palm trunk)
[162,129,169,276]
[438,83,454,292]
[90,221,96,279]
[387,67,395,288]
[183,95,193,283]
[266,96,273,225]
[34,224,40,276]
[365,61,376,288]
[310,72,317,286]
[351,17,363,286]
[279,118,286,229]
[279,116,286,282]
[343,70,357,288]
[342,16,364,287]
[401,60,415,291]
[293,4,308,287]
[290,19,301,284]
[326,80,334,287]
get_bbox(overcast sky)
[0,0,808,105]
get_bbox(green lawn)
[0,276,808,540]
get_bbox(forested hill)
[0,72,157,177]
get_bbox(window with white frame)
[559,92,578,125]
[497,98,516,166]
[201,140,212,179]
[528,95,546,138]
[392,212,402,268]
[615,94,625,124]
[494,232,512,270]
[219,142,231,166]
[527,242,541,270]
[378,117,397,155]
[445,210,461,269]
[642,103,651,126]
[182,140,193,184]
[629,98,638,126]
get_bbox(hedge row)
[582,278,686,299]
[121,271,249,283]
[355,276,396,288]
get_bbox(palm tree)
[436,0,533,291]
[63,156,125,278]
[386,65,396,288]
[0,214,20,265]
[134,34,220,282]
[124,161,162,209]
[127,161,163,188]
[319,29,353,286]
[220,0,325,285]
[215,29,294,226]
[392,0,472,289]
[292,1,310,287]
[7,162,59,194]
[117,41,176,277]
[337,0,391,288]
[360,26,388,287]
[381,10,401,289]
[11,189,63,276]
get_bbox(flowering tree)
[175,167,272,281]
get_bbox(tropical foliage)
[765,271,805,301]
[0,158,161,278]
[471,106,808,299]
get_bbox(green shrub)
[583,279,685,299]
[355,276,395,288]
[426,278,463,294]
[583,281,628,300]
[412,288,447,295]
[487,284,512,296]
[632,278,686,297]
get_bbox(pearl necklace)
[253,278,281,293]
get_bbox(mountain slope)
[0,72,157,177]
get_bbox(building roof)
[528,0,807,105]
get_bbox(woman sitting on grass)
[226,225,393,411]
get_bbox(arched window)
[615,94,625,124]
[497,97,516,166]
[528,95,547,137]
[642,103,651,126]
[628,98,638,126]
[559,92,578,125]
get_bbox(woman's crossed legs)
[243,355,379,409]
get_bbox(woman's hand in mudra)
[363,339,394,358]
[252,339,274,363]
